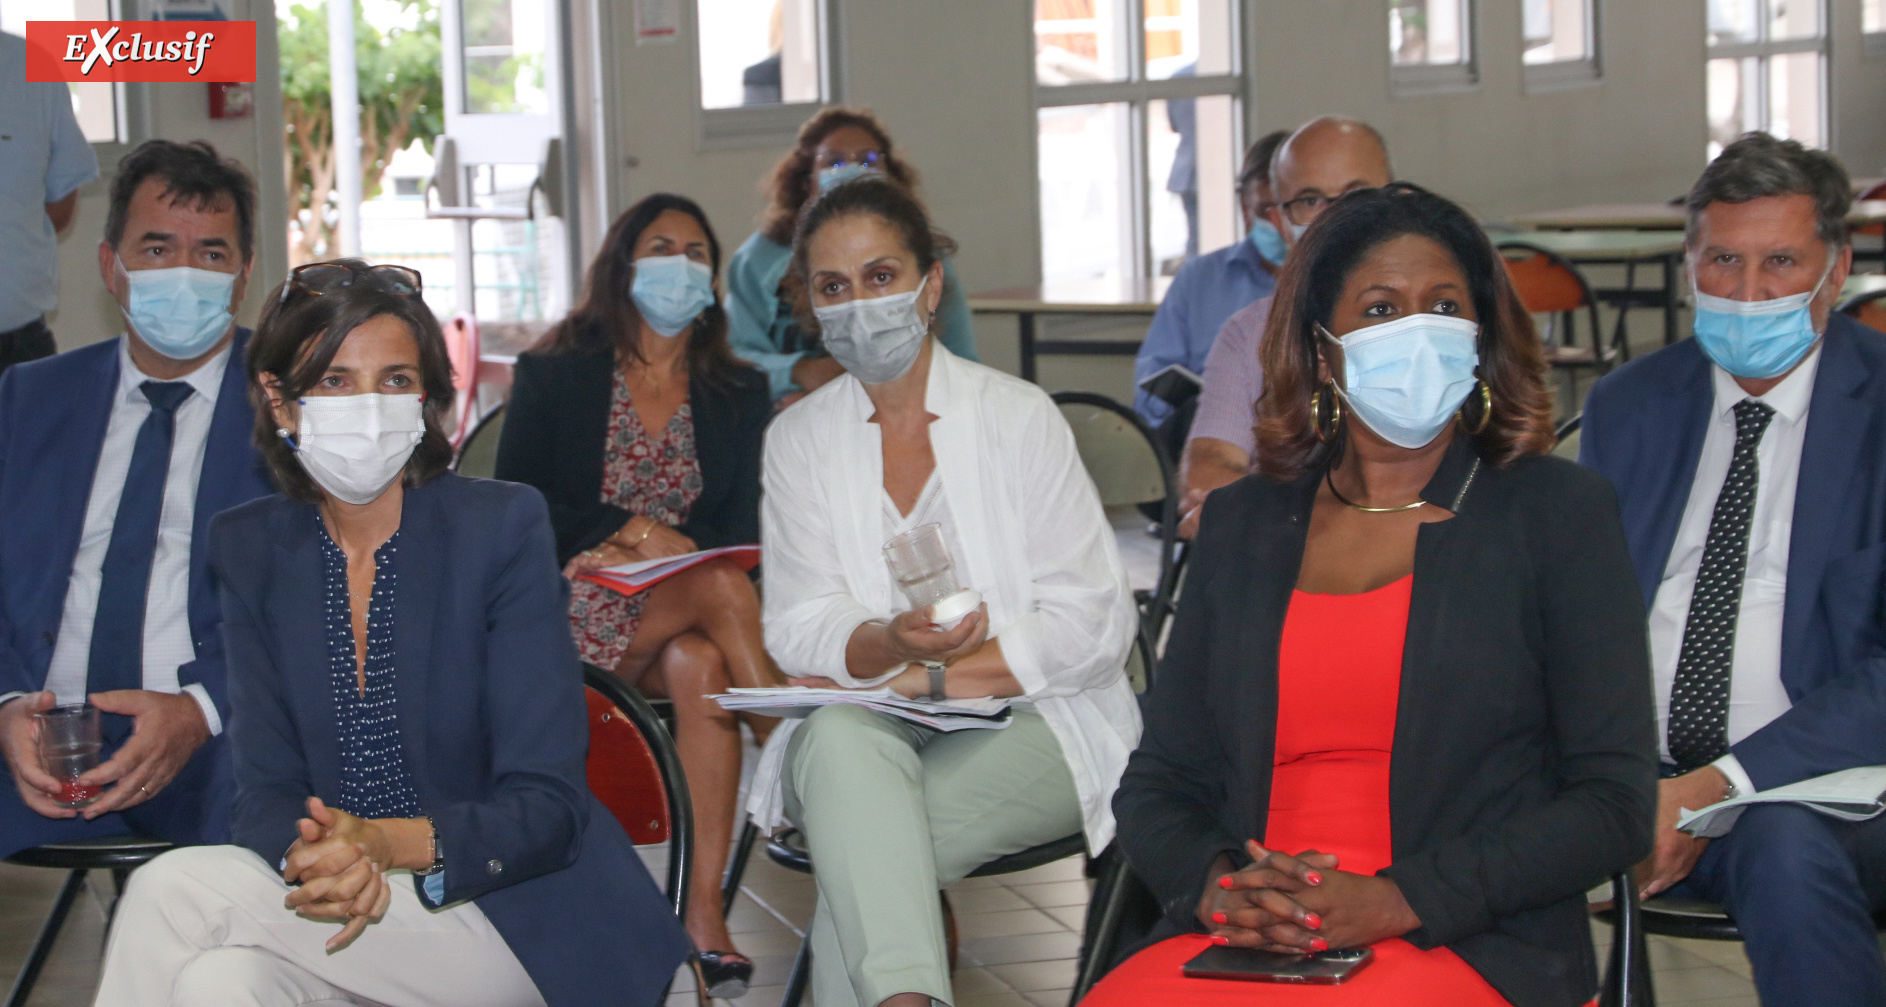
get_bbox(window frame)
[1522,0,1602,93]
[1705,0,1828,153]
[1033,0,1246,283]
[1389,0,1480,98]
[690,0,842,150]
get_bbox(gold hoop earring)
[1311,381,1344,443]
[1459,379,1493,435]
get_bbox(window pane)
[461,0,549,115]
[1039,103,1132,287]
[1390,0,1470,67]
[1867,0,1885,33]
[1768,0,1820,41]
[1522,0,1590,65]
[1707,0,1759,46]
[3,0,120,142]
[1144,0,1234,80]
[1148,95,1238,274]
[1767,50,1823,147]
[1036,0,1130,85]
[697,0,822,109]
[1706,55,1759,160]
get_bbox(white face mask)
[285,394,426,505]
[813,276,932,385]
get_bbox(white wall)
[45,0,289,351]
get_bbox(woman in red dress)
[1093,184,1656,1007]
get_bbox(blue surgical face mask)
[1320,313,1482,450]
[817,163,881,193]
[116,255,237,360]
[1247,219,1288,266]
[1690,259,1834,379]
[631,254,716,338]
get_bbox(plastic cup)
[35,704,102,808]
[882,524,981,630]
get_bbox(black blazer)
[494,345,770,565]
[1114,437,1657,1007]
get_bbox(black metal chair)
[5,834,174,1007]
[1069,865,1648,1006]
[761,827,1088,1007]
[1499,242,1622,417]
[451,402,507,478]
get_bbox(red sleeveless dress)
[1087,576,1514,1006]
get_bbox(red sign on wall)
[23,21,256,83]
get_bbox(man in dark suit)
[0,140,274,857]
[1581,132,1886,1005]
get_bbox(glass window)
[1391,0,1470,67]
[460,0,550,115]
[1767,0,1819,42]
[1707,0,1761,46]
[1522,0,1592,65]
[1036,0,1131,86]
[2,0,121,144]
[1143,0,1234,79]
[697,0,823,109]
[1039,104,1132,288]
[1867,0,1885,33]
[1147,95,1238,274]
[1704,0,1824,160]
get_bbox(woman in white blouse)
[755,177,1141,1007]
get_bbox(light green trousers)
[783,702,1082,1007]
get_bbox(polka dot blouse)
[318,516,422,820]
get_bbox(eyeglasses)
[279,262,424,307]
[1277,192,1341,227]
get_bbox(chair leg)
[1070,853,1133,1004]
[780,940,812,1007]
[1600,871,1655,1007]
[5,868,88,1007]
[721,819,759,918]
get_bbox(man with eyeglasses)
[1177,117,1394,536]
[0,140,274,858]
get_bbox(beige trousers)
[783,703,1083,1007]
[91,845,546,1007]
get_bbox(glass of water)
[882,524,980,629]
[36,704,102,809]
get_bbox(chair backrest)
[452,403,506,478]
[1552,412,1582,462]
[1858,182,1886,237]
[442,314,481,446]
[1052,392,1171,509]
[1499,242,1594,316]
[1842,288,1886,334]
[582,663,692,917]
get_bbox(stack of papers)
[578,545,759,598]
[711,687,1013,732]
[1678,766,1886,838]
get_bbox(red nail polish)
[1305,871,1323,885]
[1211,935,1230,946]
[1311,938,1329,952]
[1218,876,1233,889]
[1211,912,1227,924]
[1304,913,1322,929]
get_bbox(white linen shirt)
[39,338,228,733]
[0,33,100,331]
[755,345,1142,850]
[1649,347,1818,795]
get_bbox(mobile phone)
[1137,363,1203,408]
[1181,945,1374,985]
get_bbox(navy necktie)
[86,380,195,701]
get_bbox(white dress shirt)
[35,338,229,733]
[753,345,1142,850]
[1649,348,1819,795]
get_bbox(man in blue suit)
[1581,132,1886,1005]
[0,140,274,857]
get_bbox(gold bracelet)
[625,518,656,548]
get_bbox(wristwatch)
[924,661,947,701]
[415,815,446,876]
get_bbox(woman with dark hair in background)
[494,194,777,997]
[726,106,978,404]
[92,260,688,1007]
[1089,184,1656,1006]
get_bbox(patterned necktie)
[1667,398,1776,772]
[86,380,195,702]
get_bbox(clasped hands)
[1197,840,1419,955]
[0,689,208,820]
[281,796,399,952]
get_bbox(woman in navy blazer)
[92,261,687,1007]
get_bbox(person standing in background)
[726,107,978,405]
[0,31,100,375]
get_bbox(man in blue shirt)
[1132,129,1290,448]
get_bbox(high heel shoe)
[693,950,754,1001]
